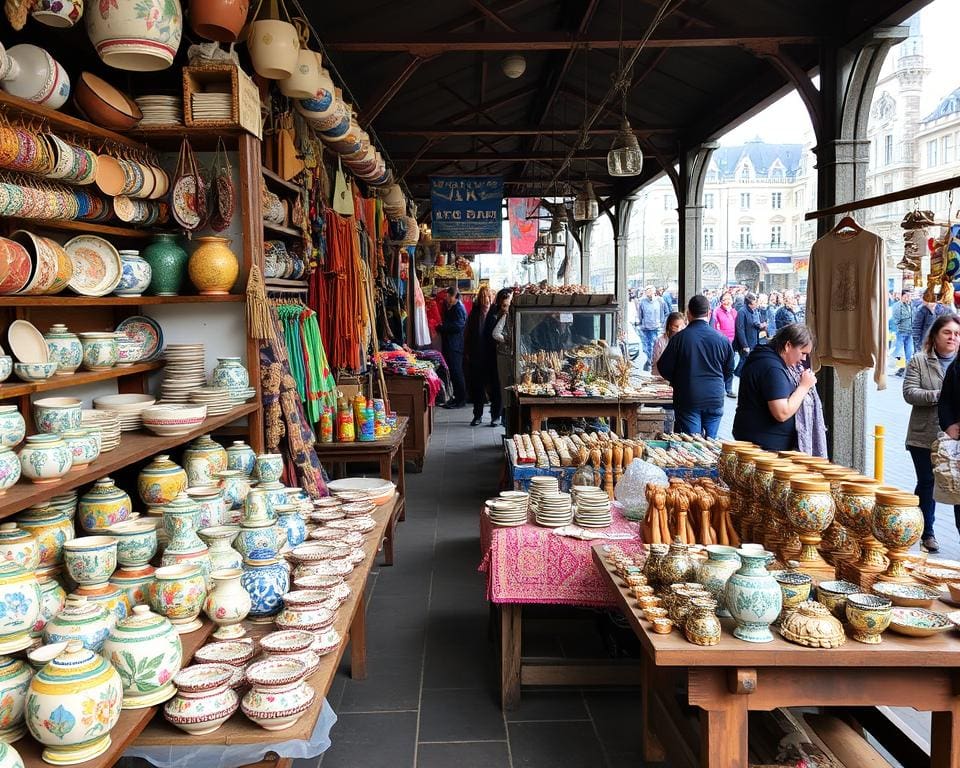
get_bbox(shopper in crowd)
[891,289,915,377]
[662,282,677,312]
[656,295,734,438]
[491,288,514,431]
[464,286,492,426]
[638,285,668,371]
[775,289,800,330]
[732,323,818,451]
[732,286,746,313]
[914,298,953,353]
[651,311,686,377]
[437,289,467,408]
[734,293,765,376]
[908,314,960,551]
[766,291,782,335]
[710,291,737,397]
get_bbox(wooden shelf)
[0,361,162,399]
[3,219,159,240]
[0,402,258,518]
[129,125,243,150]
[261,166,303,196]
[0,295,244,307]
[264,278,309,293]
[263,221,301,238]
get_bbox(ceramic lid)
[839,480,878,495]
[8,319,48,363]
[875,490,921,506]
[35,640,109,682]
[789,476,831,492]
[0,522,34,544]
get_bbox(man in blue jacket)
[657,294,735,438]
[734,293,765,376]
[914,299,953,353]
[437,290,467,408]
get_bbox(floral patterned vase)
[724,549,782,643]
[0,562,40,654]
[0,656,33,742]
[695,545,740,618]
[203,568,251,640]
[226,441,256,476]
[14,506,74,566]
[183,435,227,487]
[43,324,83,375]
[77,477,132,533]
[102,605,182,709]
[0,407,24,450]
[148,564,206,634]
[241,550,288,622]
[32,577,66,640]
[42,596,113,652]
[137,455,188,511]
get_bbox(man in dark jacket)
[437,290,467,407]
[657,294,735,438]
[775,290,800,331]
[734,293,765,377]
[914,300,953,352]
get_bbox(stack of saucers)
[93,393,156,432]
[192,92,233,121]
[188,386,233,416]
[535,491,573,528]
[161,344,207,403]
[528,476,560,516]
[136,95,183,126]
[485,494,528,527]
[572,486,613,528]
[81,409,121,452]
[228,386,257,406]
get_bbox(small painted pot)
[0,358,10,384]
[275,505,306,549]
[254,453,283,483]
[14,506,73,566]
[0,562,40,654]
[197,526,242,572]
[42,596,112,651]
[43,324,82,375]
[183,435,228,487]
[78,332,118,371]
[226,440,256,476]
[816,580,860,620]
[211,357,248,391]
[242,488,274,524]
[70,582,130,624]
[215,470,249,510]
[33,396,81,434]
[0,656,33,742]
[186,486,226,529]
[18,434,72,484]
[114,250,152,297]
[845,593,893,644]
[107,519,158,567]
[78,477,132,533]
[163,664,238,735]
[63,535,118,586]
[0,447,20,495]
[241,551,289,621]
[235,521,281,560]
[13,363,57,382]
[275,589,335,632]
[694,545,740,618]
[0,523,39,570]
[108,564,155,608]
[61,429,99,470]
[0,406,24,449]
[32,577,66,639]
[148,564,206,634]
[102,605,182,709]
[773,570,813,624]
[115,337,142,367]
[241,657,314,731]
[137,454,188,510]
[203,568,251,641]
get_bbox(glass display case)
[512,303,620,381]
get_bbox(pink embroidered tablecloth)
[479,507,643,606]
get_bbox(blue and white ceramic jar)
[18,434,72,484]
[696,545,741,618]
[254,454,283,483]
[115,250,152,298]
[215,470,249,511]
[0,357,11,384]
[0,448,21,495]
[43,596,114,651]
[235,520,281,560]
[61,429,100,469]
[183,435,227,487]
[0,407,24,450]
[275,505,306,549]
[211,358,248,391]
[33,396,81,434]
[78,332,119,371]
[107,520,158,568]
[43,324,82,376]
[241,550,289,621]
[226,441,256,476]
[259,481,289,516]
[724,549,782,643]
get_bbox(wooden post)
[873,424,884,482]
[500,604,522,710]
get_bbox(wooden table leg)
[500,603,521,711]
[396,444,406,521]
[379,454,391,484]
[382,507,396,566]
[699,696,749,768]
[530,406,543,432]
[641,653,666,762]
[931,703,960,768]
[350,589,367,680]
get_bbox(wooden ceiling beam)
[439,0,535,33]
[466,0,516,32]
[359,54,427,127]
[377,126,674,137]
[393,151,609,163]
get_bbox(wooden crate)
[183,64,239,128]
[635,406,666,437]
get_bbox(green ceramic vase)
[142,234,188,296]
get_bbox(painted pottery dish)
[327,477,395,498]
[913,567,960,583]
[115,316,163,361]
[925,558,960,571]
[193,640,255,668]
[325,516,376,534]
[8,320,48,363]
[12,232,70,296]
[871,581,941,608]
[64,235,122,296]
[888,607,954,637]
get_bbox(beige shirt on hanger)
[805,228,888,391]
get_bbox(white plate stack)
[191,92,232,121]
[93,394,156,433]
[188,386,234,416]
[161,344,207,403]
[535,491,573,528]
[485,491,528,527]
[527,476,559,516]
[136,95,183,126]
[572,486,613,528]
[81,410,121,452]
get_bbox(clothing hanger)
[831,213,863,236]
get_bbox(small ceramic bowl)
[33,397,82,434]
[14,362,57,381]
[115,336,144,367]
[193,640,256,668]
[27,641,69,670]
[637,596,660,610]
[652,618,673,634]
[107,519,158,567]
[63,535,118,586]
[259,629,314,655]
[632,585,655,598]
[643,607,668,621]
[845,593,893,644]
[0,356,11,382]
[816,580,860,620]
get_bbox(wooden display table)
[518,395,671,438]
[312,417,408,565]
[384,374,434,472]
[592,545,960,768]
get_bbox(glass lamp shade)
[607,117,644,177]
[573,181,599,222]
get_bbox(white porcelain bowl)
[141,404,207,436]
[92,393,156,413]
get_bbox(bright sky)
[720,0,956,145]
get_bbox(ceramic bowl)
[0,356,11,383]
[14,362,56,381]
[291,572,344,590]
[254,454,283,483]
[948,582,960,604]
[259,630,314,655]
[27,640,69,670]
[193,640,255,668]
[241,657,315,730]
[888,607,954,637]
[872,581,941,608]
[815,580,860,620]
[141,404,207,437]
[63,535,118,586]
[845,593,892,644]
[73,72,142,130]
[106,519,158,567]
[33,397,82,434]
[92,393,155,413]
[164,663,239,735]
[115,337,143,367]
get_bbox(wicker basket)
[182,64,240,128]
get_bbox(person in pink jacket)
[711,291,738,397]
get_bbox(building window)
[771,192,782,209]
[927,139,938,168]
[704,192,715,209]
[703,227,714,249]
[770,225,782,246]
[740,192,750,210]
[794,190,803,208]
[740,166,750,181]
[943,134,954,165]
[771,168,784,181]
[738,226,752,248]
[884,134,893,165]
[664,227,677,249]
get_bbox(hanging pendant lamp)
[607,116,643,177]
[573,180,598,222]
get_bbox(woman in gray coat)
[903,313,960,552]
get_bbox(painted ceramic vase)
[253,453,283,483]
[188,237,238,295]
[0,561,39,654]
[103,605,182,709]
[243,488,274,524]
[183,435,227,487]
[276,505,306,549]
[197,526,242,572]
[0,407,24,450]
[0,524,38,573]
[163,663,238,735]
[241,550,288,621]
[211,358,249,391]
[15,506,73,566]
[786,476,834,564]
[215,470,249,510]
[115,336,142,367]
[70,583,130,624]
[0,45,70,109]
[43,325,82,376]
[275,590,334,632]
[109,565,155,608]
[33,397,81,434]
[259,481,289,515]
[724,549,782,643]
[718,441,751,486]
[33,577,66,639]
[838,480,885,572]
[62,536,117,587]
[845,593,893,644]
[642,543,668,588]
[695,545,740,618]
[226,440,256,476]
[78,332,118,371]
[659,540,695,588]
[186,486,226,529]
[0,743,23,768]
[148,564,206,634]
[78,477,131,533]
[0,656,33,742]
[85,0,182,71]
[203,568,251,640]
[235,521,281,560]
[871,490,924,582]
[241,658,315,731]
[42,597,112,651]
[137,454,188,510]
[0,449,20,496]
[683,598,721,646]
[142,234,188,296]
[25,640,122,765]
[114,250,152,297]
[62,429,100,469]
[106,520,157,567]
[18,434,72,484]
[160,493,211,582]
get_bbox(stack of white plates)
[572,486,613,528]
[81,409,121,452]
[192,92,232,121]
[161,344,207,403]
[229,386,257,405]
[93,393,156,432]
[528,476,560,515]
[188,386,233,416]
[485,494,528,527]
[535,491,573,528]
[136,95,183,126]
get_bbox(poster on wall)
[430,176,504,239]
[508,197,541,255]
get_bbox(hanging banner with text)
[430,176,504,239]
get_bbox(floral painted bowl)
[106,519,157,567]
[871,581,941,608]
[815,580,860,620]
[845,593,892,644]
[888,607,954,637]
[63,536,118,586]
[13,362,57,382]
[164,663,238,735]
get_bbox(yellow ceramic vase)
[187,236,239,296]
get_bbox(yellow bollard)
[874,425,885,482]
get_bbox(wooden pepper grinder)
[590,447,602,487]
[603,446,614,499]
[675,493,690,544]
[612,443,624,490]
[697,490,716,546]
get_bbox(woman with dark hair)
[732,323,818,450]
[651,311,686,378]
[464,286,493,425]
[908,313,960,552]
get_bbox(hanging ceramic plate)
[8,319,48,363]
[172,174,202,229]
[64,235,122,296]
[115,315,164,362]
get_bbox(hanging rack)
[804,174,960,221]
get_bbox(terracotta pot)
[85,0,183,71]
[73,72,141,130]
[187,236,238,296]
[189,0,249,42]
[247,19,299,80]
